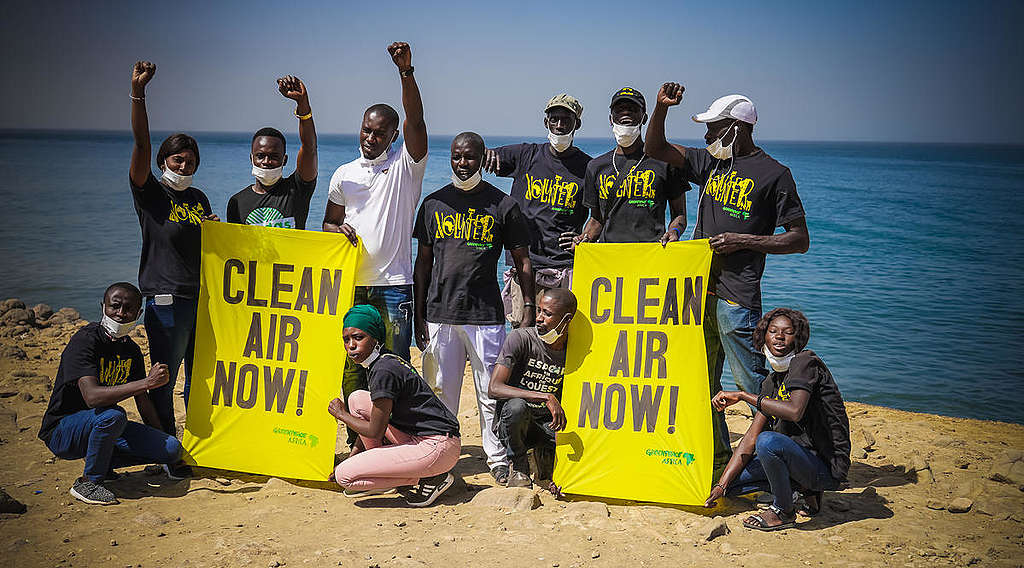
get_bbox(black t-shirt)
[493,143,591,269]
[367,352,461,437]
[226,171,317,230]
[413,181,531,325]
[131,173,213,298]
[757,350,851,481]
[494,327,566,416]
[684,147,805,311]
[38,323,146,443]
[582,148,686,243]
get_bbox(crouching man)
[38,282,182,505]
[488,288,575,491]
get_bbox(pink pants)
[334,390,461,490]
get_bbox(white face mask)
[538,314,570,345]
[706,123,738,160]
[252,162,283,186]
[762,344,796,372]
[612,123,641,147]
[161,163,192,191]
[356,342,382,368]
[359,145,390,167]
[451,169,482,190]
[548,131,573,153]
[100,312,138,339]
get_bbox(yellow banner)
[554,241,714,505]
[182,222,358,480]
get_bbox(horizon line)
[2,127,1023,148]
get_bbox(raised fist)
[387,42,413,71]
[657,82,684,107]
[132,61,156,91]
[277,75,307,102]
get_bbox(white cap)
[692,94,757,125]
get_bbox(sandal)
[797,490,822,517]
[743,504,796,531]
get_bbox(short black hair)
[452,131,485,155]
[543,288,577,316]
[156,133,200,169]
[103,282,142,305]
[252,127,286,151]
[753,308,811,352]
[364,104,400,131]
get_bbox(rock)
[31,304,53,320]
[0,488,27,514]
[947,497,973,513]
[1,346,26,360]
[19,393,32,402]
[469,487,541,511]
[591,552,600,559]
[1,308,34,326]
[908,453,930,472]
[956,479,985,499]
[926,500,945,510]
[860,429,876,450]
[954,457,971,469]
[854,449,868,460]
[704,518,730,541]
[987,450,1024,485]
[916,468,935,484]
[48,308,81,326]
[0,299,25,315]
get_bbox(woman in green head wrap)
[327,304,462,507]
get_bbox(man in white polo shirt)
[323,41,427,411]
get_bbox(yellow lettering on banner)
[555,240,714,506]
[183,222,359,481]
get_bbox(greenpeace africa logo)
[169,201,206,225]
[246,207,284,226]
[273,427,319,448]
[704,170,755,220]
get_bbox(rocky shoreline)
[0,298,1022,567]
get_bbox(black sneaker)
[405,473,455,507]
[69,477,118,505]
[163,463,192,480]
[490,465,510,486]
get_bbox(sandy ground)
[1,303,1022,568]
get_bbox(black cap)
[610,87,646,112]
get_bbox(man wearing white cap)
[483,94,592,326]
[645,82,809,471]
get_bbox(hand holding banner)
[183,222,359,480]
[554,240,713,505]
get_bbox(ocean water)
[1,130,1022,423]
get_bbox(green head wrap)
[343,304,386,344]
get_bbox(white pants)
[426,321,507,468]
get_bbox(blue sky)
[2,0,1022,143]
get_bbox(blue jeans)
[45,407,182,483]
[341,285,413,442]
[144,296,199,435]
[725,431,839,512]
[496,398,556,477]
[704,295,769,471]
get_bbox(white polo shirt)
[328,143,427,286]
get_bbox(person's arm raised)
[645,82,689,168]
[388,42,427,162]
[129,61,156,188]
[278,75,317,183]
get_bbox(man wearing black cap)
[561,87,687,249]
[644,82,810,472]
[483,94,592,325]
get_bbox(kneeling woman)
[704,308,851,531]
[329,305,462,507]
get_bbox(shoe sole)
[70,486,117,505]
[407,474,454,508]
[344,488,396,498]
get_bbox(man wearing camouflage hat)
[484,94,592,326]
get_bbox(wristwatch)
[400,66,415,78]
